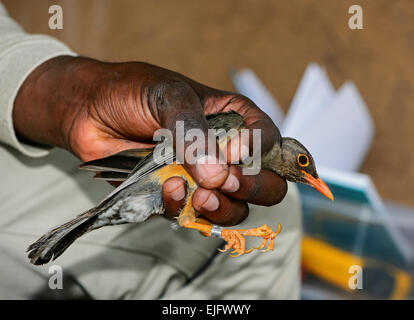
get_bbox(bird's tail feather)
[27,207,102,265]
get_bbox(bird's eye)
[297,154,309,167]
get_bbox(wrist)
[13,55,100,152]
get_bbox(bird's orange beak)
[302,171,334,201]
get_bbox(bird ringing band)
[210,225,223,238]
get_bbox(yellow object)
[302,236,412,299]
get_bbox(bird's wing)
[80,148,153,174]
[97,149,175,205]
[93,171,130,182]
[83,111,246,200]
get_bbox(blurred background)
[3,0,414,299]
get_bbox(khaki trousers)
[0,145,301,299]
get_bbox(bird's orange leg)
[217,223,282,257]
[177,197,282,257]
[177,198,251,256]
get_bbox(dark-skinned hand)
[13,56,287,227]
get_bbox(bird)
[27,111,333,265]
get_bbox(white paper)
[282,63,335,137]
[231,64,374,171]
[292,82,374,171]
[231,69,284,128]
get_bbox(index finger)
[206,94,281,157]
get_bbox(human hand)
[13,56,287,226]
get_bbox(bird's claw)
[218,223,282,257]
[251,223,282,252]
[219,229,253,257]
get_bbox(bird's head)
[277,137,334,201]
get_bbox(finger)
[162,176,187,219]
[75,136,155,162]
[152,81,229,189]
[206,94,281,156]
[192,187,249,226]
[220,165,287,206]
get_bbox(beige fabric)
[0,146,301,299]
[0,3,76,157]
[0,2,302,299]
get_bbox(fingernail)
[170,187,186,201]
[220,173,240,192]
[165,183,186,201]
[196,155,228,186]
[229,136,250,163]
[201,193,220,212]
[240,143,250,161]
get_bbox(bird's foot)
[178,201,282,257]
[246,223,282,252]
[219,223,282,257]
[218,229,253,257]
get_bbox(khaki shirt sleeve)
[0,3,77,157]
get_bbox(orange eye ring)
[297,154,309,167]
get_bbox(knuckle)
[148,79,193,108]
[228,93,254,107]
[214,208,234,227]
[201,197,237,227]
[219,200,248,227]
[244,174,261,202]
[235,202,249,224]
[268,178,288,205]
